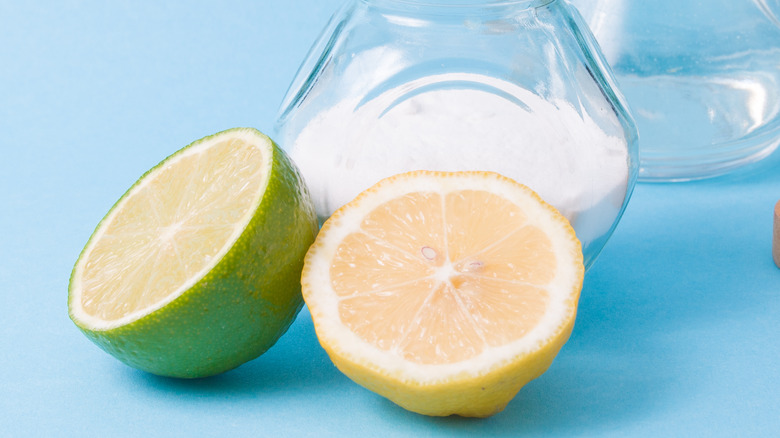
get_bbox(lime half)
[68,127,318,378]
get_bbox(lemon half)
[301,171,583,417]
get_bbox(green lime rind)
[68,128,319,378]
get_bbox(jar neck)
[364,0,555,12]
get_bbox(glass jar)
[571,0,780,181]
[275,0,639,268]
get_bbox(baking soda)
[287,73,630,257]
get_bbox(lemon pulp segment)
[331,189,555,365]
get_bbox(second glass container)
[572,0,780,181]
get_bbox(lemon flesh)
[301,171,583,417]
[69,128,318,378]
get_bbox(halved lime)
[68,128,318,378]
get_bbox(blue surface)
[2,1,779,436]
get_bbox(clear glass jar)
[275,0,639,268]
[571,0,780,181]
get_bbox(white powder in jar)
[287,73,630,259]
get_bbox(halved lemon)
[301,171,584,417]
[68,128,318,378]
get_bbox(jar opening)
[365,0,554,9]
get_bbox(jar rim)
[364,0,555,9]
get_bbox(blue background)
[2,1,779,436]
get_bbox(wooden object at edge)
[774,200,780,269]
